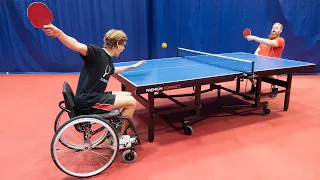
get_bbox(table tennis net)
[177,48,254,74]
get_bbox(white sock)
[120,135,130,139]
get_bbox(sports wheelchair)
[50,82,141,178]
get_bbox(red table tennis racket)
[243,28,251,38]
[27,2,53,28]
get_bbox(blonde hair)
[103,29,128,48]
[274,22,283,31]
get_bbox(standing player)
[42,24,145,149]
[245,22,285,98]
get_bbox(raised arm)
[114,60,146,74]
[114,66,134,74]
[254,47,260,55]
[246,35,279,47]
[42,24,88,57]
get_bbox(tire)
[51,116,119,178]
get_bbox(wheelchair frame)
[50,81,141,178]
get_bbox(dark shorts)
[75,92,116,115]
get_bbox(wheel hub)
[83,142,92,151]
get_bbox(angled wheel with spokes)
[51,116,119,178]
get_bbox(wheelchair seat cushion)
[96,109,121,119]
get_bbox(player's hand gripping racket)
[243,28,251,38]
[27,2,54,37]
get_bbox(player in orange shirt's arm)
[245,22,285,98]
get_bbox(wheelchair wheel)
[54,109,69,132]
[51,116,119,178]
[54,110,109,150]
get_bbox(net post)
[251,61,255,75]
[251,61,255,83]
[176,47,178,57]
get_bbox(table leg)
[255,76,262,108]
[284,73,292,111]
[148,92,155,142]
[194,85,201,119]
[236,77,241,93]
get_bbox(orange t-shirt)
[258,37,285,58]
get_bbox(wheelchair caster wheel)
[122,150,137,163]
[184,125,193,135]
[263,107,270,116]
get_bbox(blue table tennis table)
[113,48,316,142]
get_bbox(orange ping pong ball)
[161,42,167,48]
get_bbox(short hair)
[103,29,128,48]
[274,22,283,31]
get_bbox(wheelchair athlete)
[42,24,145,149]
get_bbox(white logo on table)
[145,85,181,93]
[146,87,163,92]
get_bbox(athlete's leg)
[269,75,278,98]
[248,77,256,94]
[87,92,137,149]
[269,75,278,87]
[102,91,131,112]
[106,91,136,134]
[112,95,136,136]
[111,91,132,96]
